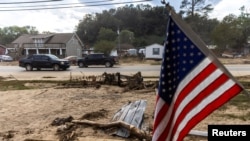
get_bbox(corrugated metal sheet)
[112,100,147,137]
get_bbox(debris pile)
[61,71,158,90]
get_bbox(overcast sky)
[0,0,250,33]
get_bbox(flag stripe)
[153,58,211,140]
[169,72,229,140]
[153,96,170,137]
[164,62,220,141]
[162,61,217,140]
[173,83,242,141]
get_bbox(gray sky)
[0,0,249,33]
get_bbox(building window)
[34,38,44,47]
[153,48,160,55]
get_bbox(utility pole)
[117,27,120,56]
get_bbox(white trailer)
[145,43,164,60]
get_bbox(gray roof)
[12,33,81,45]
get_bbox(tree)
[97,28,117,41]
[94,40,115,55]
[180,0,213,17]
[0,26,39,45]
[238,6,250,49]
[119,30,135,44]
[75,4,167,48]
[184,13,219,44]
[211,14,242,52]
[76,14,100,47]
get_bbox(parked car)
[0,55,13,62]
[19,54,70,71]
[77,53,119,68]
[63,56,78,65]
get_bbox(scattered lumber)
[72,120,151,141]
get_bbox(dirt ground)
[0,58,250,141]
[0,84,156,141]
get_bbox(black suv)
[77,53,119,68]
[19,54,70,71]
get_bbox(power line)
[0,0,152,11]
[0,0,114,8]
[0,0,62,4]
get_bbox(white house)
[145,43,164,60]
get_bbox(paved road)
[0,64,250,80]
[0,65,161,80]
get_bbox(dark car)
[19,54,70,71]
[77,53,119,68]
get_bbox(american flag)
[152,13,243,141]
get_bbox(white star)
[162,89,166,93]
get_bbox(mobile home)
[145,43,164,60]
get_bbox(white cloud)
[1,0,250,33]
[209,0,250,20]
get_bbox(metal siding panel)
[112,100,147,137]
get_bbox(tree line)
[1,0,250,55]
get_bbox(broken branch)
[71,120,152,140]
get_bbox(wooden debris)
[60,71,156,91]
[72,120,151,141]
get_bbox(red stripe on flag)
[176,84,242,141]
[153,96,170,135]
[153,62,217,140]
[156,62,216,140]
[170,73,229,140]
[174,63,217,108]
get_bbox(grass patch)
[227,93,250,110]
[216,111,250,121]
[0,80,63,91]
[0,80,30,91]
